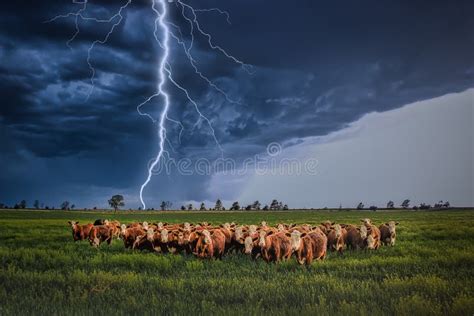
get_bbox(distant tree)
[160,201,167,211]
[369,205,378,211]
[19,200,27,209]
[339,204,342,210]
[40,202,44,209]
[200,202,206,211]
[245,205,252,210]
[33,200,40,209]
[270,199,279,210]
[0,203,4,209]
[443,201,450,208]
[252,200,261,210]
[231,201,240,211]
[108,195,125,213]
[386,201,394,209]
[222,207,226,211]
[262,205,269,211]
[180,205,186,211]
[60,201,70,210]
[214,199,223,211]
[401,199,410,209]
[93,206,97,210]
[187,203,193,211]
[283,204,289,210]
[70,204,75,210]
[45,206,50,210]
[419,203,431,210]
[357,202,364,210]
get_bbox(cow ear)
[301,233,307,238]
[395,222,400,225]
[331,222,335,225]
[67,221,72,226]
[267,231,274,236]
[285,232,291,237]
[75,221,79,225]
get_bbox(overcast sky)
[0,0,473,208]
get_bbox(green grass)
[0,209,473,315]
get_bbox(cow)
[103,220,121,239]
[345,225,368,250]
[195,229,226,259]
[326,224,346,253]
[379,221,399,246]
[366,225,381,250]
[120,224,146,249]
[68,221,93,241]
[259,231,292,263]
[89,225,113,247]
[292,230,327,265]
[244,230,264,259]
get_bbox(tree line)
[0,197,452,212]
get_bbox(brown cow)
[326,224,346,253]
[68,221,93,241]
[89,225,113,247]
[292,230,327,265]
[104,220,121,239]
[120,224,146,249]
[366,225,381,250]
[379,221,399,246]
[195,229,226,259]
[259,231,292,263]
[345,225,368,250]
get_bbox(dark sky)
[0,0,472,208]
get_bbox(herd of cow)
[67,219,399,265]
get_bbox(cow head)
[68,221,81,240]
[120,224,127,237]
[333,224,342,238]
[260,221,267,228]
[290,230,302,251]
[360,218,372,226]
[386,221,399,235]
[258,230,267,248]
[234,226,244,243]
[146,228,155,242]
[359,225,368,239]
[160,229,169,243]
[142,221,149,230]
[177,230,187,245]
[366,230,376,249]
[183,222,191,231]
[244,232,261,255]
[248,225,257,235]
[202,230,212,245]
[277,224,285,232]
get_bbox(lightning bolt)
[139,0,170,210]
[48,0,250,210]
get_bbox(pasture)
[0,209,473,315]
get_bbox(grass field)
[0,209,473,315]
